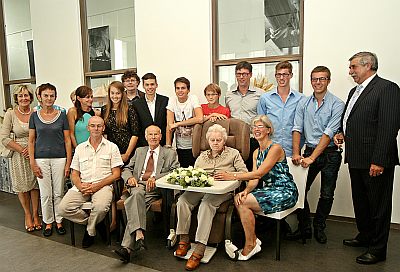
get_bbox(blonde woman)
[0,85,40,232]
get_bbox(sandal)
[25,225,35,232]
[25,216,34,232]
[34,224,42,231]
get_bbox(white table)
[156,175,240,194]
[156,175,241,262]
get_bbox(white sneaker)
[225,240,239,259]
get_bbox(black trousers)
[349,167,395,256]
[177,148,196,168]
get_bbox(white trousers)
[36,158,66,224]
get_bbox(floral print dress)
[252,143,298,214]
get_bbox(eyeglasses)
[311,77,329,83]
[236,72,250,78]
[124,79,137,83]
[275,73,291,78]
[251,125,269,130]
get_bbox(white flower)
[207,176,214,185]
[181,170,188,176]
[185,176,191,183]
[199,174,208,181]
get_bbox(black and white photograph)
[89,25,111,72]
[264,0,300,51]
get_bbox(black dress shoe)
[56,226,66,235]
[134,239,147,251]
[43,227,53,237]
[285,228,312,240]
[343,238,368,247]
[356,252,386,264]
[314,228,327,244]
[114,247,130,263]
[82,231,95,248]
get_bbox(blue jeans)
[301,146,342,230]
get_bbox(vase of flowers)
[166,166,214,188]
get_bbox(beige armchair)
[192,118,250,161]
[179,118,250,244]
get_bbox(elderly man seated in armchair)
[113,125,180,263]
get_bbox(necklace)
[17,106,31,115]
[41,109,56,115]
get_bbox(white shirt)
[343,73,376,134]
[139,145,160,181]
[166,94,201,149]
[70,137,123,191]
[145,94,156,121]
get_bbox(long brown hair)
[103,81,128,127]
[75,86,93,121]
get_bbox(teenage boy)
[166,77,203,167]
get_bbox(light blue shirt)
[257,87,304,156]
[292,91,345,148]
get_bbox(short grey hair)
[349,51,378,71]
[145,125,161,137]
[205,124,228,141]
[251,115,274,136]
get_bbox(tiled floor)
[1,191,399,272]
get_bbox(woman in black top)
[101,81,140,163]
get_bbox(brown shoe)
[176,241,191,257]
[185,252,203,271]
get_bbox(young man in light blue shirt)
[288,66,344,244]
[257,61,304,157]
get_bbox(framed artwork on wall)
[89,26,111,72]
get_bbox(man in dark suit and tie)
[133,73,169,147]
[335,52,400,264]
[113,125,180,263]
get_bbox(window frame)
[0,0,36,110]
[78,0,137,87]
[211,0,304,91]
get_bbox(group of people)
[0,50,399,270]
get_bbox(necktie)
[142,151,154,181]
[343,84,363,134]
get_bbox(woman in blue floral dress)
[215,115,298,261]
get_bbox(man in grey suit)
[113,125,180,263]
[335,52,400,265]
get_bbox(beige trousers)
[121,183,161,250]
[58,185,113,236]
[176,191,231,245]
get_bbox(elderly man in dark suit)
[113,125,180,263]
[335,52,400,265]
[133,73,169,147]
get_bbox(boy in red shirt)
[201,83,231,122]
